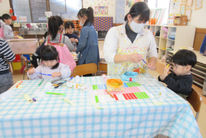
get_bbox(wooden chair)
[186,88,202,120]
[71,63,97,77]
[98,62,107,75]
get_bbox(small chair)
[186,88,202,120]
[71,63,97,77]
[98,62,107,75]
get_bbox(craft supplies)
[106,79,123,92]
[121,72,138,81]
[38,79,44,86]
[45,92,65,96]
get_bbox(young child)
[27,46,71,80]
[0,39,15,94]
[64,21,79,47]
[158,49,197,99]
[0,14,14,40]
[47,16,75,52]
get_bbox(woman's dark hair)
[172,49,197,67]
[124,2,150,22]
[48,16,63,40]
[64,21,74,29]
[77,7,94,25]
[0,14,11,21]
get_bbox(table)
[0,74,202,138]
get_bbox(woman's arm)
[147,32,158,70]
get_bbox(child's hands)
[160,65,170,80]
[52,72,62,77]
[128,54,143,63]
[27,67,35,75]
[74,39,78,43]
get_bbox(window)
[11,0,82,23]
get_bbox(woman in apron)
[104,2,157,75]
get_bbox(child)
[47,16,75,52]
[0,39,15,94]
[64,21,79,47]
[77,7,99,65]
[27,46,71,80]
[158,49,197,99]
[0,14,14,40]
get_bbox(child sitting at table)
[27,46,71,80]
[64,21,79,47]
[158,49,197,99]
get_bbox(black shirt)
[125,22,137,43]
[158,72,193,96]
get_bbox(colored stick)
[45,92,65,95]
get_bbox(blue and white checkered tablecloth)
[0,74,202,138]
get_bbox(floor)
[12,72,206,138]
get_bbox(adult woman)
[104,2,157,75]
[77,7,99,65]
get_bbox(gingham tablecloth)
[0,74,202,138]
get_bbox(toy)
[133,67,146,74]
[106,79,123,92]
[121,71,138,81]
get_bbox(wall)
[190,0,206,28]
[0,0,10,15]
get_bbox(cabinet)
[145,25,196,59]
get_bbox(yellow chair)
[98,62,107,75]
[186,88,202,120]
[71,63,97,77]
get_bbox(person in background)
[77,7,99,65]
[158,49,197,99]
[64,21,79,47]
[27,46,71,80]
[0,39,15,94]
[46,16,75,52]
[0,14,14,40]
[103,2,157,75]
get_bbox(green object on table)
[134,92,149,99]
[93,85,98,90]
[38,79,44,86]
[45,92,65,96]
[126,82,141,87]
[95,95,99,103]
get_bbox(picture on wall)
[195,0,203,10]
[94,6,108,16]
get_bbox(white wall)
[190,0,206,28]
[0,0,10,15]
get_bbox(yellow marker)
[63,98,74,105]
[166,64,170,68]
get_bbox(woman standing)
[77,7,99,65]
[104,2,157,75]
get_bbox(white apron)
[108,25,153,75]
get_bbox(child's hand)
[160,65,170,80]
[27,67,35,75]
[74,39,78,43]
[128,54,143,63]
[52,72,62,77]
